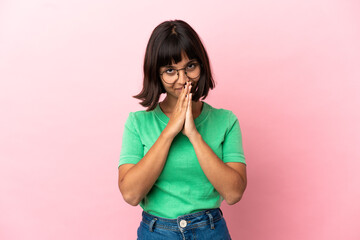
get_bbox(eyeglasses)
[160,62,201,84]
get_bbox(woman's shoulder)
[123,109,156,132]
[125,107,157,123]
[205,102,237,118]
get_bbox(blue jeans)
[137,208,232,240]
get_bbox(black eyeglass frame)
[159,63,202,85]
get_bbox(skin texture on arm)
[118,129,174,206]
[118,82,192,206]
[184,89,247,205]
[189,133,247,205]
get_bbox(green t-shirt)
[118,101,246,218]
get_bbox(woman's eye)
[187,63,195,69]
[166,69,175,74]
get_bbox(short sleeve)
[118,112,144,168]
[222,111,246,165]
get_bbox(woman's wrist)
[188,131,201,144]
[161,127,176,141]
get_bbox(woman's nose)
[177,70,189,84]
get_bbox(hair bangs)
[157,34,198,68]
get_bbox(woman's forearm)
[119,128,174,206]
[189,133,246,205]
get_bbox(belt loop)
[149,217,157,232]
[219,208,223,216]
[206,211,215,230]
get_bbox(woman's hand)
[181,83,198,139]
[163,81,192,139]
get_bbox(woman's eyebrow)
[163,59,197,68]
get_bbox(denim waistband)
[141,208,223,232]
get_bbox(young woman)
[118,19,247,240]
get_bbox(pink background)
[1,0,359,239]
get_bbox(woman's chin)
[175,89,183,94]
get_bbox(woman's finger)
[184,82,193,111]
[188,93,192,111]
[187,85,192,110]
[176,82,187,110]
[180,82,190,110]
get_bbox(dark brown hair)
[133,19,215,111]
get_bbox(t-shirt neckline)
[154,101,210,126]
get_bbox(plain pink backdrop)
[1,0,359,239]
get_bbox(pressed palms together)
[165,81,199,140]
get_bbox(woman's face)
[159,51,200,99]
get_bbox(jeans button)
[179,219,187,228]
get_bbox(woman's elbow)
[122,193,141,206]
[225,192,243,205]
[226,177,247,205]
[118,184,141,206]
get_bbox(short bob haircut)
[133,19,215,111]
